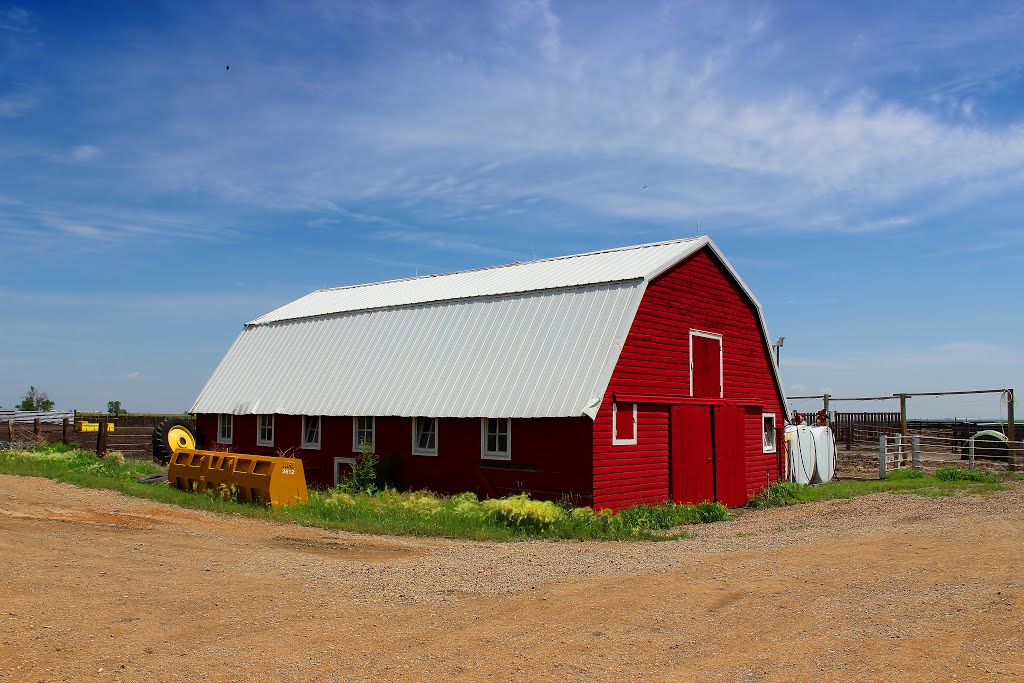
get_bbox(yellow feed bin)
[167,448,308,508]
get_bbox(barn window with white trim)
[482,418,511,460]
[413,417,438,455]
[257,414,274,446]
[762,413,777,453]
[302,415,321,450]
[217,414,233,444]
[612,402,637,445]
[353,416,375,452]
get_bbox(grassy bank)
[0,446,728,541]
[751,467,1010,508]
[4,446,1012,540]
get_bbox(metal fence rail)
[0,410,76,424]
[878,433,1022,478]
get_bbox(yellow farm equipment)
[167,448,308,508]
[80,421,115,433]
[153,418,308,508]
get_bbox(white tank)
[785,424,816,485]
[810,425,836,483]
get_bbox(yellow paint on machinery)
[80,421,115,433]
[167,448,308,508]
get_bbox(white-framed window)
[217,414,233,444]
[257,414,274,447]
[481,418,511,460]
[353,416,375,452]
[412,416,438,456]
[612,402,638,445]
[688,329,724,398]
[302,415,321,450]
[333,457,355,486]
[762,413,777,453]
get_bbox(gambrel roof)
[191,236,783,418]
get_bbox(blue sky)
[1,0,1021,419]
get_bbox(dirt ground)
[1,476,1022,682]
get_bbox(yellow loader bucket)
[167,448,308,508]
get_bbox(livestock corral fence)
[1,411,186,460]
[790,388,1019,479]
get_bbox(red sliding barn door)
[670,403,748,506]
[671,404,714,504]
[712,405,747,507]
[691,333,722,398]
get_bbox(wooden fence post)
[34,418,41,438]
[97,418,108,457]
[6,419,12,442]
[62,418,69,445]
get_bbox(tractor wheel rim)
[167,426,195,452]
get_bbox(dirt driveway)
[0,475,1022,682]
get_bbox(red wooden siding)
[197,413,594,500]
[593,247,786,509]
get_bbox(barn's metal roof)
[193,282,643,419]
[248,237,706,325]
[191,236,788,419]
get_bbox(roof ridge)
[312,236,703,295]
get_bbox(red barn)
[192,237,787,509]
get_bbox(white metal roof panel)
[192,281,645,418]
[249,237,706,325]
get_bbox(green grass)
[0,446,729,541]
[750,466,1010,508]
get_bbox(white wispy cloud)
[0,91,34,118]
[5,0,1024,250]
[71,145,101,161]
[0,5,33,32]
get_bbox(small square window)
[333,457,355,486]
[481,418,510,460]
[612,402,637,445]
[762,413,777,453]
[353,416,375,452]
[302,415,321,450]
[257,414,274,447]
[217,414,233,444]
[412,417,438,455]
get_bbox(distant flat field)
[0,475,1021,682]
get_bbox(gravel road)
[1,475,1021,682]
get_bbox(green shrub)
[887,468,925,480]
[750,481,803,508]
[482,494,566,531]
[337,438,380,493]
[934,465,998,483]
[106,451,125,466]
[696,500,730,522]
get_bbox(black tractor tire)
[152,418,200,465]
